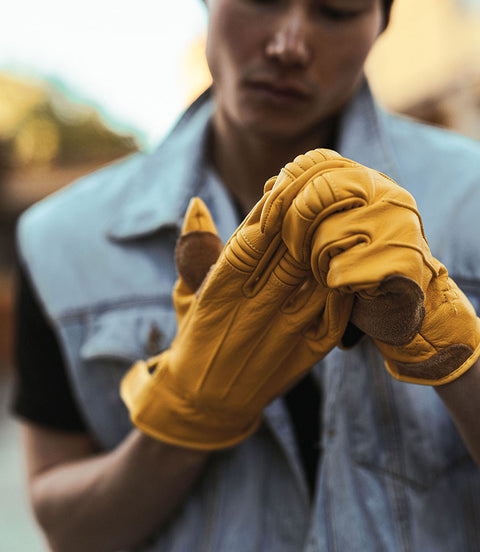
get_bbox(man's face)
[205,0,383,141]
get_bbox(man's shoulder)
[16,149,177,318]
[16,152,153,310]
[383,112,480,287]
[18,152,146,242]
[384,111,480,179]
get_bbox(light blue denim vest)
[17,83,480,551]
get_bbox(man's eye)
[317,5,362,20]
[246,0,279,4]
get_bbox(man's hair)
[383,0,394,23]
[201,0,395,24]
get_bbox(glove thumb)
[175,197,224,292]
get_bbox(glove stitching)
[444,278,459,314]
[240,229,264,255]
[281,168,296,183]
[300,197,322,262]
[329,180,339,203]
[305,153,317,168]
[321,173,340,206]
[444,342,480,383]
[301,189,324,218]
[261,177,290,232]
[297,156,312,171]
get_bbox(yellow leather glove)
[265,148,480,385]
[261,148,428,346]
[121,195,353,450]
[374,259,480,385]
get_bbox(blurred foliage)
[0,73,139,168]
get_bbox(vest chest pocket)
[341,286,480,490]
[340,341,471,490]
[75,304,178,450]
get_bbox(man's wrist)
[131,429,211,463]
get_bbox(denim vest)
[17,84,480,551]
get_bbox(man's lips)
[243,78,313,103]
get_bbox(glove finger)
[317,230,431,347]
[310,197,436,290]
[230,236,312,300]
[175,197,224,293]
[281,167,372,267]
[224,191,296,298]
[259,149,350,239]
[302,288,354,346]
[281,279,352,345]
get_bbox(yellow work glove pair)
[266,148,480,386]
[122,148,480,451]
[121,187,353,450]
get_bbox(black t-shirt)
[12,265,321,492]
[12,267,87,431]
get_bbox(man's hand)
[276,149,480,386]
[121,194,353,450]
[371,256,480,385]
[262,148,429,346]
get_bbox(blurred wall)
[367,0,480,139]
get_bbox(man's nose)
[265,8,311,66]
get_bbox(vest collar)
[107,89,214,241]
[337,80,402,183]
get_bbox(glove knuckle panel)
[225,232,261,273]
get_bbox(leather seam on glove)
[240,229,265,256]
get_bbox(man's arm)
[435,358,480,467]
[22,423,208,552]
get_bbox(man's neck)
[209,112,338,217]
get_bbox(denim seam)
[57,295,173,323]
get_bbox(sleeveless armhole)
[11,265,88,432]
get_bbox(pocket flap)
[80,305,177,363]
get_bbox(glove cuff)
[121,357,263,450]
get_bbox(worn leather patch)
[351,275,425,346]
[175,230,223,292]
[392,344,473,381]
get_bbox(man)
[13,0,480,550]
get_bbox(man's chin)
[238,114,321,144]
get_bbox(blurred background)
[1,0,480,549]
